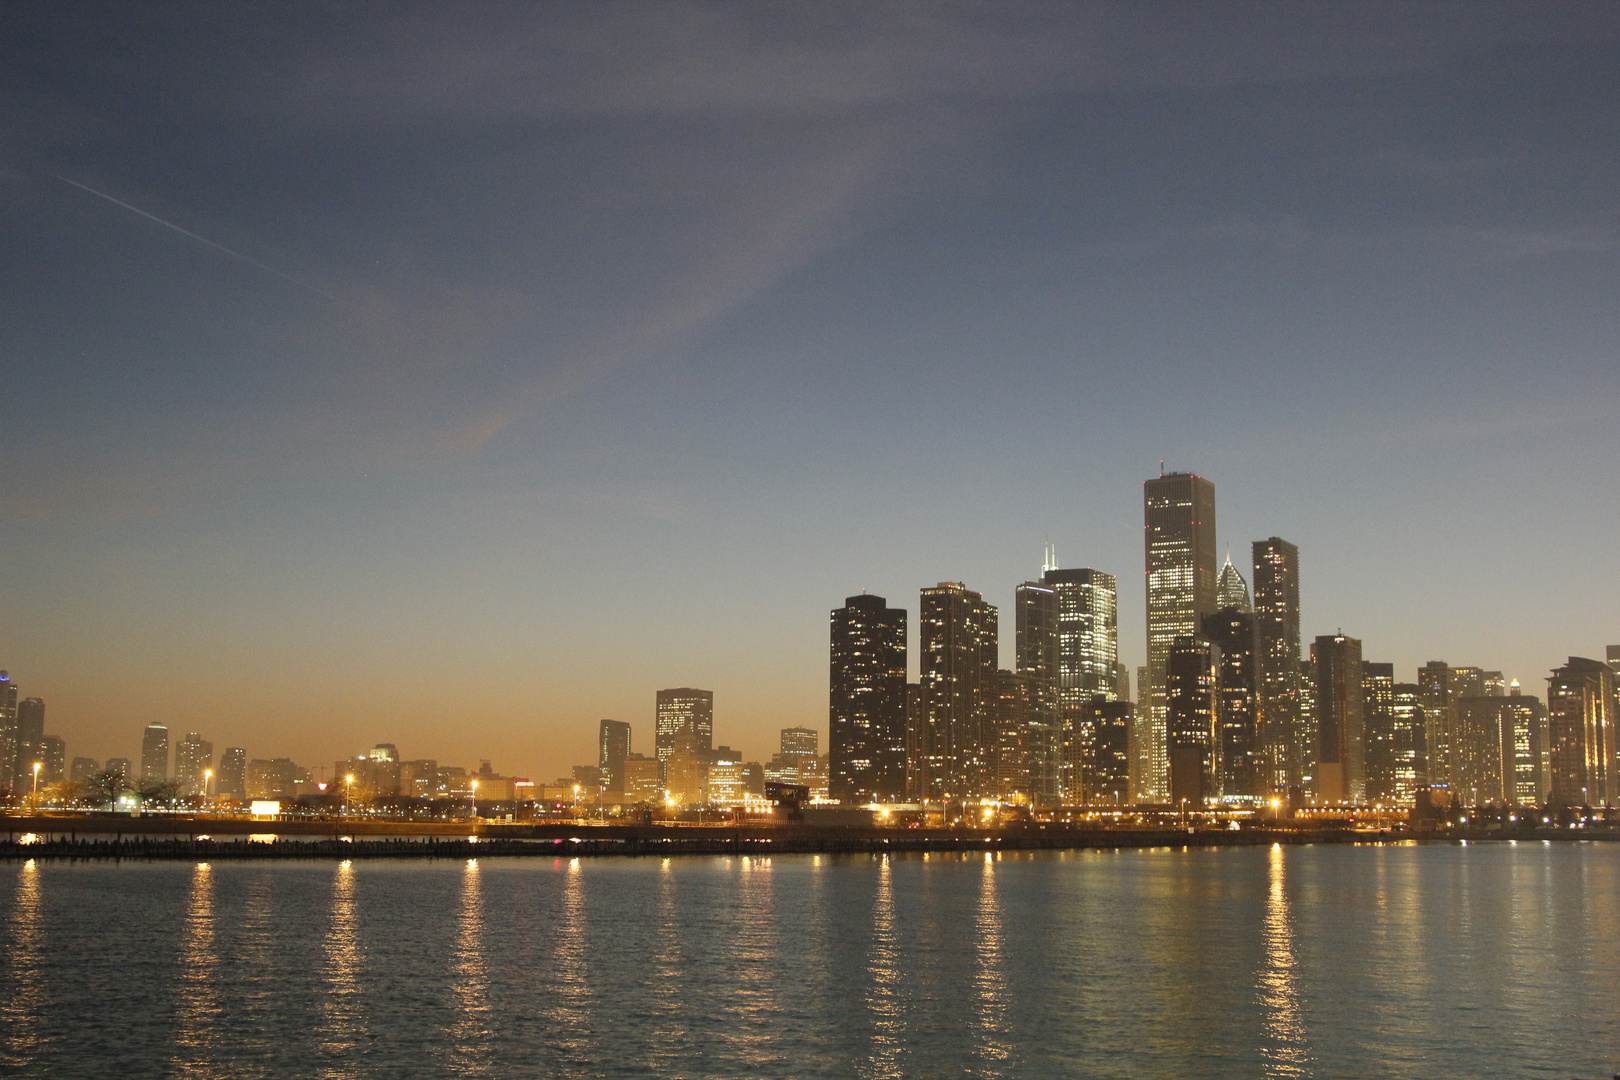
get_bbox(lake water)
[2,842,1617,1079]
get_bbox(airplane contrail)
[57,175,346,306]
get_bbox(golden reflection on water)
[448,859,494,1076]
[974,853,1011,1075]
[1257,845,1310,1077]
[547,857,592,1061]
[650,857,687,1071]
[1,860,46,1068]
[726,857,778,1069]
[863,855,904,1080]
[172,862,223,1078]
[318,860,367,1078]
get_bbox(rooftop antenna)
[1160,459,1165,476]
[1042,538,1058,574]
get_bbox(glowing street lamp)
[204,768,213,802]
[345,773,354,815]
[31,761,42,795]
[469,779,479,819]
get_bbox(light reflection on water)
[4,845,1620,1080]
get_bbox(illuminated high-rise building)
[1418,662,1486,791]
[1454,695,1545,806]
[1389,684,1427,804]
[1546,657,1616,807]
[829,594,907,803]
[217,747,247,800]
[781,727,819,760]
[1042,566,1118,803]
[598,720,632,796]
[1361,663,1397,804]
[1202,607,1258,800]
[655,688,713,774]
[14,697,44,790]
[0,672,17,793]
[140,723,169,784]
[919,582,998,799]
[1216,553,1251,613]
[1144,472,1217,801]
[39,735,64,784]
[1312,634,1364,803]
[1252,538,1301,793]
[1015,578,1061,803]
[1084,697,1133,804]
[991,669,1031,801]
[1166,635,1217,806]
[174,732,213,796]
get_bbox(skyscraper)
[1390,683,1428,805]
[217,747,248,800]
[598,719,632,796]
[1216,553,1251,613]
[1166,635,1217,806]
[174,732,213,796]
[1418,662,1486,792]
[919,582,998,799]
[1312,635,1364,803]
[1084,698,1133,804]
[1454,695,1544,806]
[1014,578,1061,803]
[655,689,713,774]
[1042,566,1118,803]
[1546,657,1616,807]
[829,594,907,803]
[1202,607,1258,800]
[0,672,17,793]
[140,723,169,784]
[14,697,44,790]
[991,669,1030,801]
[39,735,65,784]
[1144,472,1217,801]
[1252,538,1301,794]
[1361,662,1397,804]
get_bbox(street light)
[31,761,42,795]
[469,779,479,820]
[204,768,213,803]
[345,773,354,816]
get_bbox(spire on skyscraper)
[1042,539,1058,574]
[1217,550,1251,613]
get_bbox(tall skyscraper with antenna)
[1253,537,1302,792]
[1143,471,1218,802]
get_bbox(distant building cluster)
[575,687,829,810]
[825,471,1620,810]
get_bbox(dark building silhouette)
[598,719,632,796]
[39,735,64,784]
[217,747,247,800]
[1252,538,1301,794]
[1084,696,1133,804]
[14,696,44,789]
[1202,607,1258,800]
[1014,575,1061,804]
[1144,473,1217,802]
[655,689,713,776]
[141,723,169,784]
[1312,635,1364,803]
[1546,657,1615,806]
[0,672,17,792]
[920,582,998,799]
[1166,635,1217,806]
[829,593,908,803]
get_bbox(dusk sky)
[3,3,1617,782]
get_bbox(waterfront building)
[1043,566,1119,803]
[217,747,247,800]
[829,593,907,803]
[1015,577,1062,803]
[70,756,101,784]
[14,697,45,788]
[246,758,301,800]
[655,688,713,775]
[919,582,999,799]
[0,672,16,792]
[1143,473,1217,802]
[1252,538,1301,794]
[1418,662,1486,791]
[1084,697,1133,804]
[175,733,214,796]
[622,753,663,803]
[1546,657,1616,806]
[1454,694,1545,806]
[1389,684,1427,805]
[39,735,64,784]
[1361,663,1397,804]
[664,728,710,806]
[991,669,1031,802]
[598,719,632,797]
[904,682,927,800]
[140,723,169,784]
[106,757,131,780]
[1312,635,1364,803]
[1202,607,1258,800]
[1166,635,1217,806]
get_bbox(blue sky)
[2,3,1616,779]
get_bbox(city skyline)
[2,6,1618,783]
